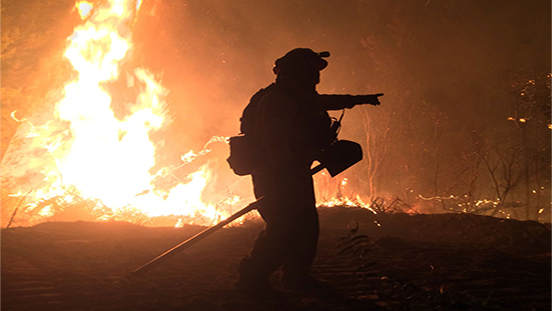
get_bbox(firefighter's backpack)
[226,85,274,176]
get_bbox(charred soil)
[2,206,550,311]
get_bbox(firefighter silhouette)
[236,48,382,296]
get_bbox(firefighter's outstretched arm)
[316,93,384,110]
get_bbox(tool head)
[317,140,363,177]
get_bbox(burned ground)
[2,207,550,311]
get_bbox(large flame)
[2,0,240,227]
[2,0,385,228]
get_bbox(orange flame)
[75,1,94,19]
[2,0,236,227]
[55,0,171,212]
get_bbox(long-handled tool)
[129,140,362,277]
[129,196,266,277]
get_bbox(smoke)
[130,0,550,217]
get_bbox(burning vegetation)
[1,0,550,228]
[2,0,243,228]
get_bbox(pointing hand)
[357,93,383,106]
[366,93,384,106]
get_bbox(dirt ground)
[2,206,551,311]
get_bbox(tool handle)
[129,163,325,277]
[129,198,263,277]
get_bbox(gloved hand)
[356,93,384,106]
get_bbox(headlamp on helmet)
[273,48,330,75]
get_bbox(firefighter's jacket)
[243,82,365,172]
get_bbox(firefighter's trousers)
[239,167,319,282]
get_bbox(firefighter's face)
[301,59,325,85]
[306,69,321,85]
